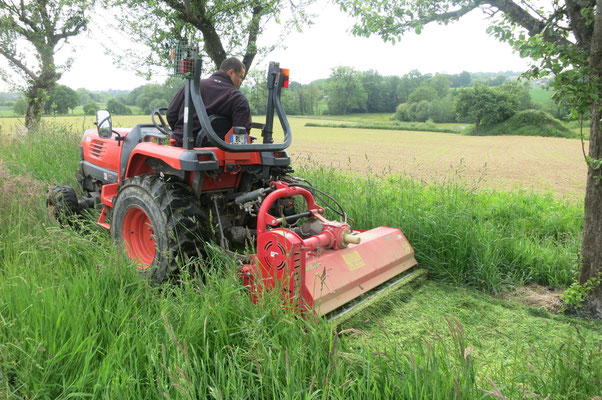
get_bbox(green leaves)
[109,0,315,75]
[334,0,482,42]
[454,83,520,129]
[325,66,368,114]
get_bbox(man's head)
[219,57,245,89]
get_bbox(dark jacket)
[167,71,251,147]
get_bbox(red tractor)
[49,44,420,318]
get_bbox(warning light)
[280,68,290,88]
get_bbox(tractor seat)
[195,115,232,147]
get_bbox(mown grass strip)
[304,121,469,134]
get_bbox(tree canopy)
[0,0,94,127]
[109,0,314,76]
[455,83,519,129]
[45,84,79,114]
[106,98,131,115]
[326,66,367,115]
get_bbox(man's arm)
[231,92,252,132]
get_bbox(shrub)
[428,96,456,123]
[83,102,99,115]
[455,83,519,129]
[106,98,131,115]
[393,103,410,121]
[12,97,27,115]
[473,109,573,137]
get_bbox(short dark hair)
[219,57,245,74]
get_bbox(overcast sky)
[1,2,531,92]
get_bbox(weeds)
[562,273,602,311]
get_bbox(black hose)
[288,180,354,229]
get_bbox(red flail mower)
[49,43,422,320]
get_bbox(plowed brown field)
[285,118,587,200]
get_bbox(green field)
[0,119,599,399]
[529,85,554,105]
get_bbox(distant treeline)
[241,68,563,119]
[3,69,566,132]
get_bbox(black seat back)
[195,115,232,147]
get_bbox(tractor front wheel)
[48,185,80,224]
[111,175,205,283]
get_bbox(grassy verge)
[340,279,602,399]
[0,123,600,399]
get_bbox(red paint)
[243,181,418,316]
[122,207,156,268]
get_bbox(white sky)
[1,2,531,92]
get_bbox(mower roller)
[51,42,421,319]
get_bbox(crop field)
[288,118,586,199]
[0,119,600,399]
[0,114,587,198]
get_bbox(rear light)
[274,151,287,158]
[280,68,289,88]
[198,154,213,162]
[179,58,193,74]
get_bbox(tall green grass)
[0,176,481,398]
[0,122,81,186]
[1,123,600,399]
[297,162,582,292]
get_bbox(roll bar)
[182,59,293,152]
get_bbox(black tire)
[48,185,80,223]
[111,174,206,283]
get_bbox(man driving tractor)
[167,57,252,147]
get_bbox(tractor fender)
[125,142,219,179]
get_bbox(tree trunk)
[580,0,602,318]
[24,85,47,129]
[581,100,602,318]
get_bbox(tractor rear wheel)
[111,174,205,283]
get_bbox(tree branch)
[0,47,38,80]
[54,20,87,43]
[162,0,227,67]
[564,0,595,51]
[165,0,227,67]
[415,2,483,25]
[487,0,572,47]
[241,5,264,72]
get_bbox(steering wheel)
[152,107,172,136]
